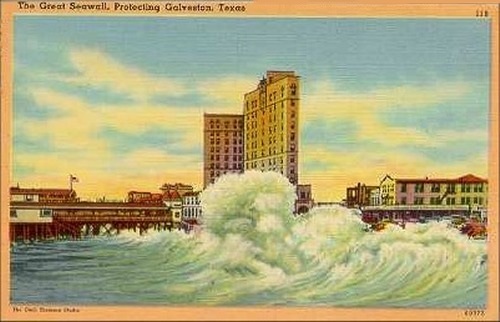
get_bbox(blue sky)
[13,16,490,200]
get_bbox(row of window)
[208,131,243,138]
[209,138,243,146]
[208,118,243,129]
[209,154,243,162]
[182,208,202,217]
[246,145,296,159]
[183,198,200,205]
[209,169,244,179]
[208,146,243,155]
[209,163,243,170]
[400,183,485,193]
[399,196,485,205]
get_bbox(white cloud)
[302,79,476,148]
[63,48,186,101]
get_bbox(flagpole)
[70,174,73,191]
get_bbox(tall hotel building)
[203,114,244,188]
[243,71,300,185]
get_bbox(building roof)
[10,187,75,195]
[182,191,201,197]
[127,191,152,195]
[204,113,244,118]
[396,174,487,184]
[163,190,182,201]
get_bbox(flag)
[70,175,79,183]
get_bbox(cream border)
[1,1,498,321]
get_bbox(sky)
[12,16,490,201]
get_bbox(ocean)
[10,171,487,307]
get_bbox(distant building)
[295,184,314,214]
[203,113,244,188]
[369,188,381,206]
[346,183,379,208]
[379,175,396,206]
[10,187,78,203]
[159,183,194,197]
[379,173,488,208]
[182,191,202,223]
[163,190,183,227]
[127,191,163,204]
[243,71,300,185]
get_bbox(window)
[400,197,407,205]
[400,183,407,193]
[446,183,456,193]
[414,197,424,205]
[41,209,52,217]
[431,183,440,193]
[10,209,17,218]
[430,197,440,205]
[414,183,424,193]
[446,197,456,205]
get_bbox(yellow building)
[243,71,300,185]
[379,175,396,205]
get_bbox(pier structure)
[9,201,174,242]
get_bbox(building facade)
[346,182,379,208]
[243,71,300,185]
[127,191,163,204]
[380,174,488,208]
[203,113,244,188]
[182,191,202,222]
[159,183,194,197]
[10,187,78,203]
[370,188,381,206]
[163,190,183,227]
[295,184,314,214]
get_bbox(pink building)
[380,174,488,207]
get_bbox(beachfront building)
[243,71,300,185]
[10,186,78,203]
[163,190,183,227]
[345,182,379,208]
[160,183,194,197]
[203,113,244,188]
[182,191,202,222]
[127,191,163,204]
[296,184,314,214]
[379,174,488,208]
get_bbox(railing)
[361,205,470,211]
[54,215,171,222]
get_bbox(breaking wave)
[11,171,487,307]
